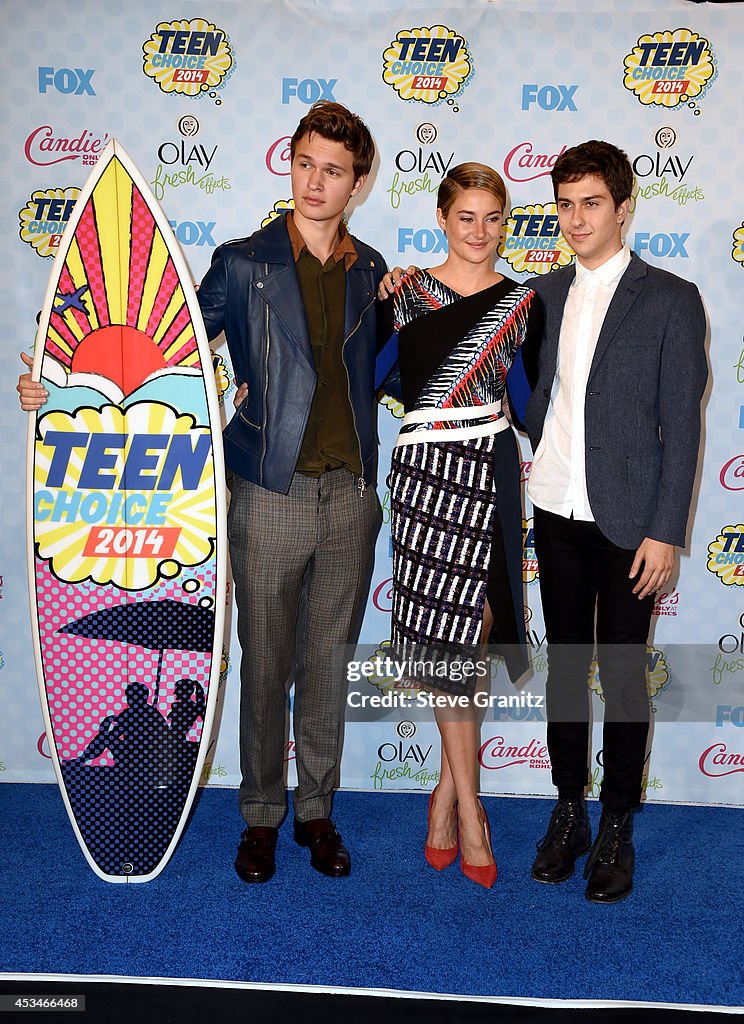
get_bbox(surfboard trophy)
[26,139,227,882]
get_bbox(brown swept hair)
[290,101,375,180]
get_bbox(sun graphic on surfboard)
[40,155,203,402]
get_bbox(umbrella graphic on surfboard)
[26,139,227,882]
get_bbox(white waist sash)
[394,401,509,447]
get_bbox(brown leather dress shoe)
[293,817,350,877]
[234,826,278,883]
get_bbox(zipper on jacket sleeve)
[260,265,270,482]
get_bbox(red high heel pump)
[424,787,458,871]
[461,801,497,889]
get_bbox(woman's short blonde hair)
[437,162,507,216]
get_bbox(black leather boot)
[531,797,591,883]
[584,809,634,903]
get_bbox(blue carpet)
[1,784,742,1007]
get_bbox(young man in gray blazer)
[525,140,707,902]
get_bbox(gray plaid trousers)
[227,470,381,827]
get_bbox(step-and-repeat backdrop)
[1,0,742,807]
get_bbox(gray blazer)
[524,251,708,550]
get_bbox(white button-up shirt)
[528,244,631,521]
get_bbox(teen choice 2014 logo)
[708,525,744,586]
[261,199,294,228]
[143,19,234,101]
[19,188,80,259]
[34,403,216,592]
[733,222,744,269]
[379,394,404,420]
[588,646,671,711]
[522,517,538,585]
[499,204,574,276]
[382,25,474,110]
[623,28,716,113]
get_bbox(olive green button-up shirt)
[287,212,362,478]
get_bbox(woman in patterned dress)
[378,164,542,888]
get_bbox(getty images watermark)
[345,651,544,716]
[339,642,744,724]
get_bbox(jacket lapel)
[343,259,377,342]
[257,266,314,369]
[588,253,648,378]
[545,269,574,377]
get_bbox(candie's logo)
[479,735,550,770]
[266,137,291,176]
[143,19,234,101]
[499,204,574,275]
[653,590,680,617]
[707,525,744,586]
[699,742,744,778]
[733,222,744,269]
[372,577,394,613]
[19,188,80,258]
[503,142,566,183]
[720,456,744,491]
[623,29,716,113]
[25,127,109,167]
[382,26,474,110]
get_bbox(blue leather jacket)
[197,213,387,494]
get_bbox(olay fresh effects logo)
[151,116,231,202]
[623,28,716,114]
[387,124,454,210]
[503,142,566,183]
[630,127,703,210]
[479,735,550,770]
[699,743,744,777]
[19,187,80,258]
[711,612,744,688]
[498,203,574,275]
[382,25,474,111]
[372,721,437,790]
[143,19,234,102]
[707,525,744,586]
[24,126,109,167]
[733,222,744,269]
